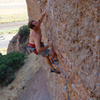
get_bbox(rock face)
[7,34,19,53]
[7,33,29,54]
[26,0,100,100]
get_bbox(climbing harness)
[46,50,70,100]
[27,43,38,55]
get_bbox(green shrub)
[18,25,30,37]
[4,76,15,86]
[0,52,26,86]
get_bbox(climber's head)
[28,20,40,30]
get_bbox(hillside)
[0,53,50,100]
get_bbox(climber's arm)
[38,10,46,24]
[35,35,52,52]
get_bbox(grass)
[0,28,19,35]
[0,0,28,24]
[0,13,28,24]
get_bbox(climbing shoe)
[50,69,60,74]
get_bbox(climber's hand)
[48,41,53,47]
[42,10,46,15]
[38,9,47,24]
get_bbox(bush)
[18,25,30,37]
[0,52,26,86]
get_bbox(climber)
[27,10,60,74]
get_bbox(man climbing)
[27,10,60,74]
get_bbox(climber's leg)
[38,42,59,64]
[48,49,59,64]
[45,56,60,74]
[45,55,55,70]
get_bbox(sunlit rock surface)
[26,0,100,99]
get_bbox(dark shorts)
[38,42,49,57]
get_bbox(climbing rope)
[46,50,70,100]
[44,1,69,99]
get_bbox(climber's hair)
[28,20,36,29]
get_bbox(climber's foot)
[50,69,60,74]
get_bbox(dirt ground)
[15,68,51,100]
